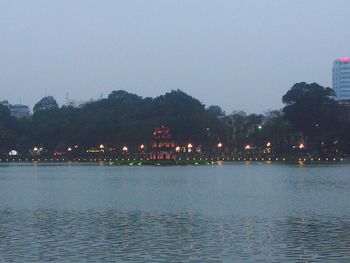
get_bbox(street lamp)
[123,146,128,152]
[217,142,223,148]
[187,143,193,153]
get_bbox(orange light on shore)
[299,143,305,149]
[122,146,128,152]
[175,146,180,152]
[266,142,271,147]
[245,144,251,150]
[187,143,193,153]
[140,144,145,150]
[99,144,104,149]
[217,142,223,148]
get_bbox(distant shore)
[0,157,348,165]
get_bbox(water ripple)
[0,209,350,262]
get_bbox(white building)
[332,58,350,101]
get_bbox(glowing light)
[9,150,18,156]
[266,142,271,147]
[299,143,305,149]
[245,144,251,150]
[340,58,350,62]
[175,146,181,152]
[122,146,128,151]
[67,147,72,152]
[140,144,145,149]
[217,142,223,148]
[187,143,193,153]
[33,147,39,152]
[99,144,104,149]
[258,125,262,130]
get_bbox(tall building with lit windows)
[332,58,350,102]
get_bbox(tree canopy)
[33,96,59,113]
[1,83,350,157]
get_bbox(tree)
[0,104,19,154]
[261,110,302,154]
[282,82,341,153]
[33,96,59,113]
[207,105,226,116]
[224,111,264,153]
[108,90,142,101]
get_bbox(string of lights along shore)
[333,57,350,103]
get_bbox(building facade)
[332,58,350,101]
[0,100,30,118]
[9,104,30,119]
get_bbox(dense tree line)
[0,90,228,156]
[0,83,350,158]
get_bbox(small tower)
[150,125,176,160]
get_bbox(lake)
[0,162,349,262]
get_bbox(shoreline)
[0,157,348,165]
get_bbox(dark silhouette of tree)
[33,96,59,113]
[207,105,226,116]
[282,82,343,155]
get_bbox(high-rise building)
[332,58,350,101]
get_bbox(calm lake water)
[0,162,350,262]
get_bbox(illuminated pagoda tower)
[150,125,176,160]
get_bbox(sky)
[0,0,349,113]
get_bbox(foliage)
[1,83,350,157]
[282,82,347,154]
[33,96,59,113]
[207,105,226,116]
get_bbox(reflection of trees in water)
[1,210,350,262]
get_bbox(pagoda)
[150,125,176,160]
